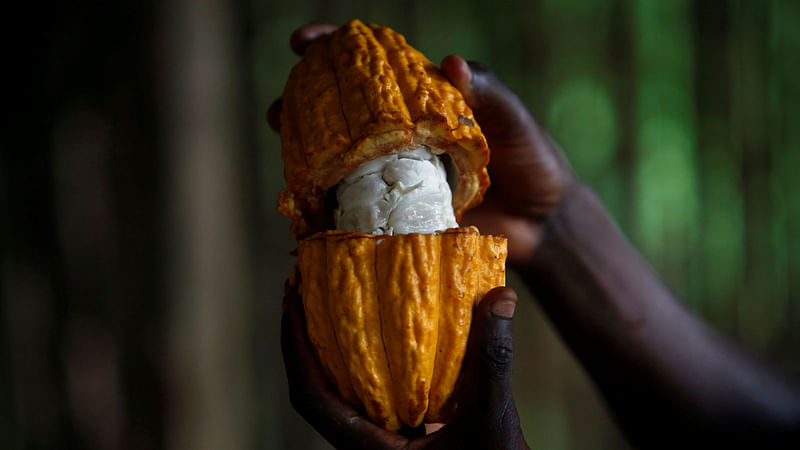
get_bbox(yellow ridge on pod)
[325,233,400,430]
[297,236,360,407]
[426,228,480,422]
[478,236,508,305]
[376,233,441,427]
[297,228,507,429]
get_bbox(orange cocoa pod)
[325,233,401,430]
[425,228,480,422]
[278,19,490,239]
[280,19,506,431]
[297,228,507,429]
[297,236,360,407]
[375,233,441,427]
[477,235,509,306]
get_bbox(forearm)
[517,183,800,447]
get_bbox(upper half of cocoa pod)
[278,19,491,239]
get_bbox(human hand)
[282,282,529,449]
[438,56,575,265]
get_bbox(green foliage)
[546,78,618,180]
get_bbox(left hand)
[282,283,529,449]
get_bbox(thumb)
[440,55,536,143]
[458,286,519,413]
[447,287,527,449]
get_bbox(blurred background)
[3,0,799,448]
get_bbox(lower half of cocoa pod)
[297,227,507,430]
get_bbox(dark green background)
[4,0,799,449]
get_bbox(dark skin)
[275,23,800,449]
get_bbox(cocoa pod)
[297,227,507,429]
[278,19,490,239]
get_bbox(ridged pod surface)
[297,227,507,429]
[278,19,490,239]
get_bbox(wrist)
[513,180,656,333]
[510,182,605,274]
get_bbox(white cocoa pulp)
[334,147,458,235]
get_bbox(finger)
[440,54,474,105]
[456,287,523,426]
[407,288,528,449]
[441,55,575,218]
[441,55,536,143]
[397,424,427,439]
[466,287,518,386]
[267,97,282,132]
[281,283,338,406]
[281,284,404,449]
[290,23,338,55]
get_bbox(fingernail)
[491,298,517,319]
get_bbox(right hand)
[439,56,576,265]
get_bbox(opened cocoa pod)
[278,19,507,429]
[278,19,490,239]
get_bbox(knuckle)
[467,60,490,74]
[482,335,514,373]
